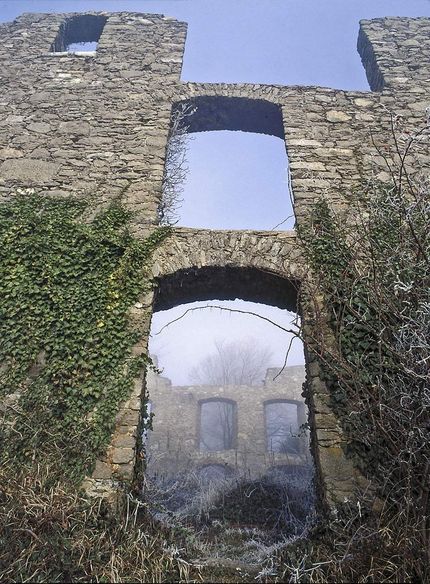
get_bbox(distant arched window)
[51,15,107,53]
[265,400,301,454]
[199,399,237,451]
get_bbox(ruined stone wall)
[146,365,309,478]
[1,12,429,505]
[0,12,186,236]
[2,14,429,227]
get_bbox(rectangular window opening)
[50,15,107,54]
[265,401,301,454]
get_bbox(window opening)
[161,97,294,230]
[176,131,293,230]
[143,271,315,562]
[50,15,107,53]
[199,399,236,451]
[265,400,301,454]
[67,41,98,52]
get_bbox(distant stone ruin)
[146,365,309,479]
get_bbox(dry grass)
[0,461,201,583]
[1,462,427,583]
[270,499,429,583]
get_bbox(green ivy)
[0,194,169,482]
[298,190,429,477]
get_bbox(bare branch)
[159,103,197,225]
[152,304,300,337]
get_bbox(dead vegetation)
[0,461,201,583]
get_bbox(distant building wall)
[146,365,309,478]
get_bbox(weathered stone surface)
[115,410,139,426]
[28,122,52,134]
[114,463,135,479]
[92,460,113,479]
[59,121,91,135]
[326,110,352,123]
[81,477,118,502]
[0,148,23,159]
[112,435,135,449]
[0,11,429,506]
[111,448,134,465]
[0,158,59,182]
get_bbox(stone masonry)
[0,12,429,506]
[146,365,309,479]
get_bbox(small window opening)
[265,400,301,454]
[50,15,107,53]
[199,399,236,451]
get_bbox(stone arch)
[153,265,299,312]
[172,95,285,138]
[151,229,303,311]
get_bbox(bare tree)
[190,338,273,386]
[159,103,196,225]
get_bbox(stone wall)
[0,12,187,236]
[146,365,309,478]
[1,12,429,506]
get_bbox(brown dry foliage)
[0,461,200,583]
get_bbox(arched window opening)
[144,265,315,560]
[199,399,237,452]
[265,400,303,454]
[50,15,107,53]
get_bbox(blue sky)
[2,1,429,383]
[2,0,430,88]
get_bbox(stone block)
[0,158,59,182]
[111,447,134,465]
[28,122,51,134]
[326,110,352,123]
[59,121,91,135]
[0,148,23,159]
[92,460,113,479]
[112,434,136,449]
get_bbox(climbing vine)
[299,182,429,477]
[296,150,430,583]
[0,192,169,481]
[288,165,430,581]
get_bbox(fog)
[149,300,303,386]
